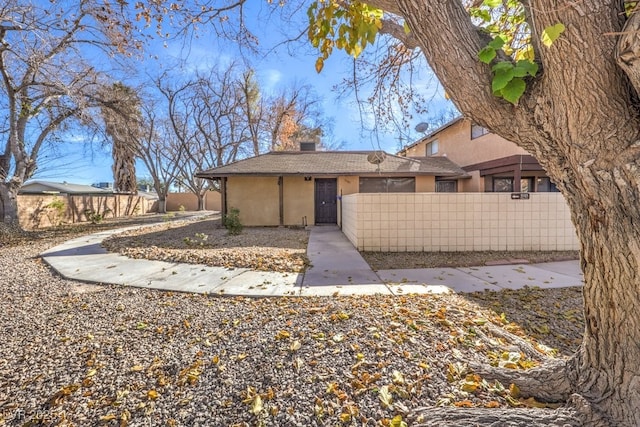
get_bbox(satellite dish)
[367,151,387,165]
[415,122,429,133]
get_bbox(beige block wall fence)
[17,194,157,229]
[165,191,221,212]
[342,192,579,252]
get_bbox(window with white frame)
[471,123,490,139]
[425,139,439,156]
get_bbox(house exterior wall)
[342,192,578,252]
[416,176,435,192]
[226,176,280,226]
[402,119,529,167]
[166,191,221,211]
[283,176,315,226]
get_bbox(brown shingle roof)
[196,151,468,178]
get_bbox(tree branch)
[392,0,522,130]
[378,18,420,50]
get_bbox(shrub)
[224,207,243,235]
[44,198,66,226]
[84,208,111,224]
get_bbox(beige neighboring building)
[195,148,467,227]
[398,117,557,193]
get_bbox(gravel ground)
[103,218,309,273]
[0,221,585,426]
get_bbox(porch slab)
[212,271,301,297]
[128,263,241,293]
[457,263,583,290]
[533,260,583,279]
[299,284,393,296]
[386,283,453,295]
[377,268,502,293]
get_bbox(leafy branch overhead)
[306,0,565,104]
[307,1,383,72]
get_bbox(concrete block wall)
[341,193,578,252]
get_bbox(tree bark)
[0,182,19,226]
[196,192,205,211]
[390,0,640,424]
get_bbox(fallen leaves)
[103,221,310,273]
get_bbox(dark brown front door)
[315,178,337,224]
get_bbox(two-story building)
[398,117,557,193]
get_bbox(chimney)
[299,142,316,151]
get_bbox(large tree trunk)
[156,197,167,214]
[386,0,640,424]
[196,192,205,211]
[0,182,20,226]
[564,169,640,426]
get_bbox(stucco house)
[398,117,557,193]
[195,149,468,226]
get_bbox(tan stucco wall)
[402,119,529,167]
[226,177,280,226]
[416,176,435,192]
[283,176,315,226]
[17,194,156,230]
[166,191,221,211]
[459,171,482,192]
[338,176,359,196]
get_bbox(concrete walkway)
[41,219,584,297]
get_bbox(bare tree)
[0,1,142,227]
[157,63,252,210]
[135,100,183,213]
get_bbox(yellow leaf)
[378,385,393,408]
[509,383,521,398]
[290,340,301,351]
[276,330,290,340]
[100,414,117,422]
[391,414,408,427]
[337,311,350,320]
[461,381,478,392]
[339,412,352,423]
[236,353,247,361]
[251,395,263,415]
[147,390,159,400]
[392,370,405,385]
[315,57,324,73]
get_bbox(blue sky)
[32,3,454,185]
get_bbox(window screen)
[359,177,415,193]
[436,180,457,192]
[471,124,489,139]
